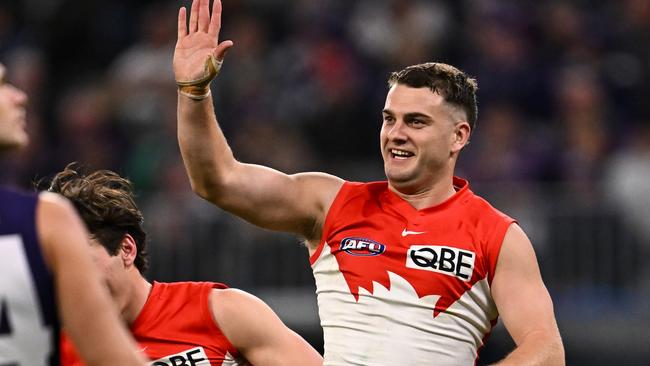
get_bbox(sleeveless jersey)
[60,281,249,366]
[310,177,515,366]
[0,187,58,365]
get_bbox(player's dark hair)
[48,163,149,273]
[388,62,479,130]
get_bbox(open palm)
[174,0,233,82]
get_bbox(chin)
[13,136,29,150]
[386,172,415,187]
[385,165,414,182]
[0,138,27,152]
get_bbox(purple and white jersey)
[0,187,58,365]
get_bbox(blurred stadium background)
[1,0,649,364]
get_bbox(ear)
[451,121,471,154]
[119,234,138,268]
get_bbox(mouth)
[389,148,414,160]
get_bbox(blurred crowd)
[0,0,649,290]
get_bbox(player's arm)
[37,193,147,366]
[210,288,323,366]
[490,224,565,366]
[174,0,343,240]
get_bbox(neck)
[389,175,457,210]
[121,273,152,326]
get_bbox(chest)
[323,206,488,299]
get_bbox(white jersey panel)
[313,242,497,366]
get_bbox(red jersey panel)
[60,281,249,366]
[310,177,515,366]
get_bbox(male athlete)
[51,164,322,366]
[173,0,565,364]
[0,63,146,365]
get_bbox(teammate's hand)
[174,0,233,82]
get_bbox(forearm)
[177,92,236,199]
[61,275,146,366]
[41,197,145,366]
[492,330,565,366]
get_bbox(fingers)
[189,0,199,33]
[208,0,222,37]
[198,0,210,32]
[213,40,234,61]
[177,7,187,39]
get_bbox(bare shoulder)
[292,171,344,184]
[38,191,74,210]
[210,288,269,318]
[209,288,285,349]
[292,172,345,204]
[497,223,539,270]
[290,171,345,241]
[36,191,81,246]
[35,192,70,247]
[503,222,530,243]
[36,191,88,271]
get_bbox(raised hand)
[174,0,233,83]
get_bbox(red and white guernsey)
[310,177,515,365]
[60,282,249,366]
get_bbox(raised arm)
[37,193,146,366]
[210,288,323,366]
[491,224,565,366]
[174,0,342,242]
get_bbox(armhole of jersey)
[486,218,517,285]
[309,181,351,265]
[205,283,241,358]
[204,282,234,335]
[204,283,224,334]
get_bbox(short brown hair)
[388,62,478,130]
[47,163,148,273]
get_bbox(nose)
[6,84,28,107]
[386,120,407,141]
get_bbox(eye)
[407,119,425,127]
[383,115,395,124]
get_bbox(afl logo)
[340,237,386,256]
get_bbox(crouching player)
[50,164,322,366]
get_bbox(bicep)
[216,163,343,238]
[491,224,559,345]
[210,289,322,366]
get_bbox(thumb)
[213,40,234,61]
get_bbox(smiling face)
[380,84,470,194]
[0,64,28,152]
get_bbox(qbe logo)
[340,237,386,256]
[406,245,475,281]
[149,346,210,366]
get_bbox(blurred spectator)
[603,123,650,246]
[553,65,611,202]
[460,101,556,183]
[108,2,177,134]
[349,0,452,66]
[55,81,125,170]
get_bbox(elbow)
[187,174,233,208]
[188,179,211,200]
[189,179,221,204]
[184,160,240,207]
